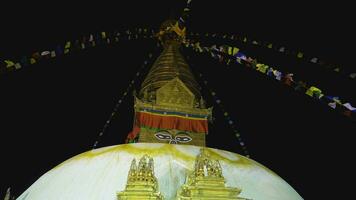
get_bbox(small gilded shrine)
[177,149,247,200]
[117,155,163,200]
[117,149,248,200]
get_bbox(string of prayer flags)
[343,103,356,112]
[185,56,250,157]
[1,27,156,75]
[305,86,323,99]
[92,50,157,149]
[194,32,355,80]
[184,40,355,120]
[4,60,15,68]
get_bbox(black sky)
[0,0,355,199]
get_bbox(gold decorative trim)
[135,97,212,118]
[117,149,251,199]
[176,148,250,200]
[117,155,163,200]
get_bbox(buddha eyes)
[175,135,192,142]
[155,132,172,140]
[156,134,171,139]
[154,130,192,143]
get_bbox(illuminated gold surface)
[135,97,212,118]
[156,78,195,108]
[140,28,201,103]
[157,20,186,45]
[118,148,248,199]
[177,148,248,199]
[117,155,163,200]
[135,20,211,146]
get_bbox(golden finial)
[139,19,201,103]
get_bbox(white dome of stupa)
[17,143,302,200]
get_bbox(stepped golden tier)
[17,20,303,200]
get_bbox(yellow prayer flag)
[30,58,36,64]
[305,86,322,97]
[4,60,15,67]
[101,32,106,39]
[297,52,303,58]
[233,47,239,55]
[64,41,71,49]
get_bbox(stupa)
[16,20,303,200]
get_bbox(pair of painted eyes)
[155,133,172,140]
[155,131,192,143]
[175,136,191,142]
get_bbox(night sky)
[1,1,355,199]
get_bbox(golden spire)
[139,20,201,105]
[128,19,211,146]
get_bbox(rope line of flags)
[199,71,250,157]
[178,0,193,28]
[184,40,356,120]
[186,56,250,157]
[92,51,157,149]
[1,28,155,75]
[188,32,356,80]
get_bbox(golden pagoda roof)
[140,42,201,101]
[139,20,201,102]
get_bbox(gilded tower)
[119,20,249,200]
[126,20,212,146]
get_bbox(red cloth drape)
[125,125,141,143]
[136,112,208,133]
